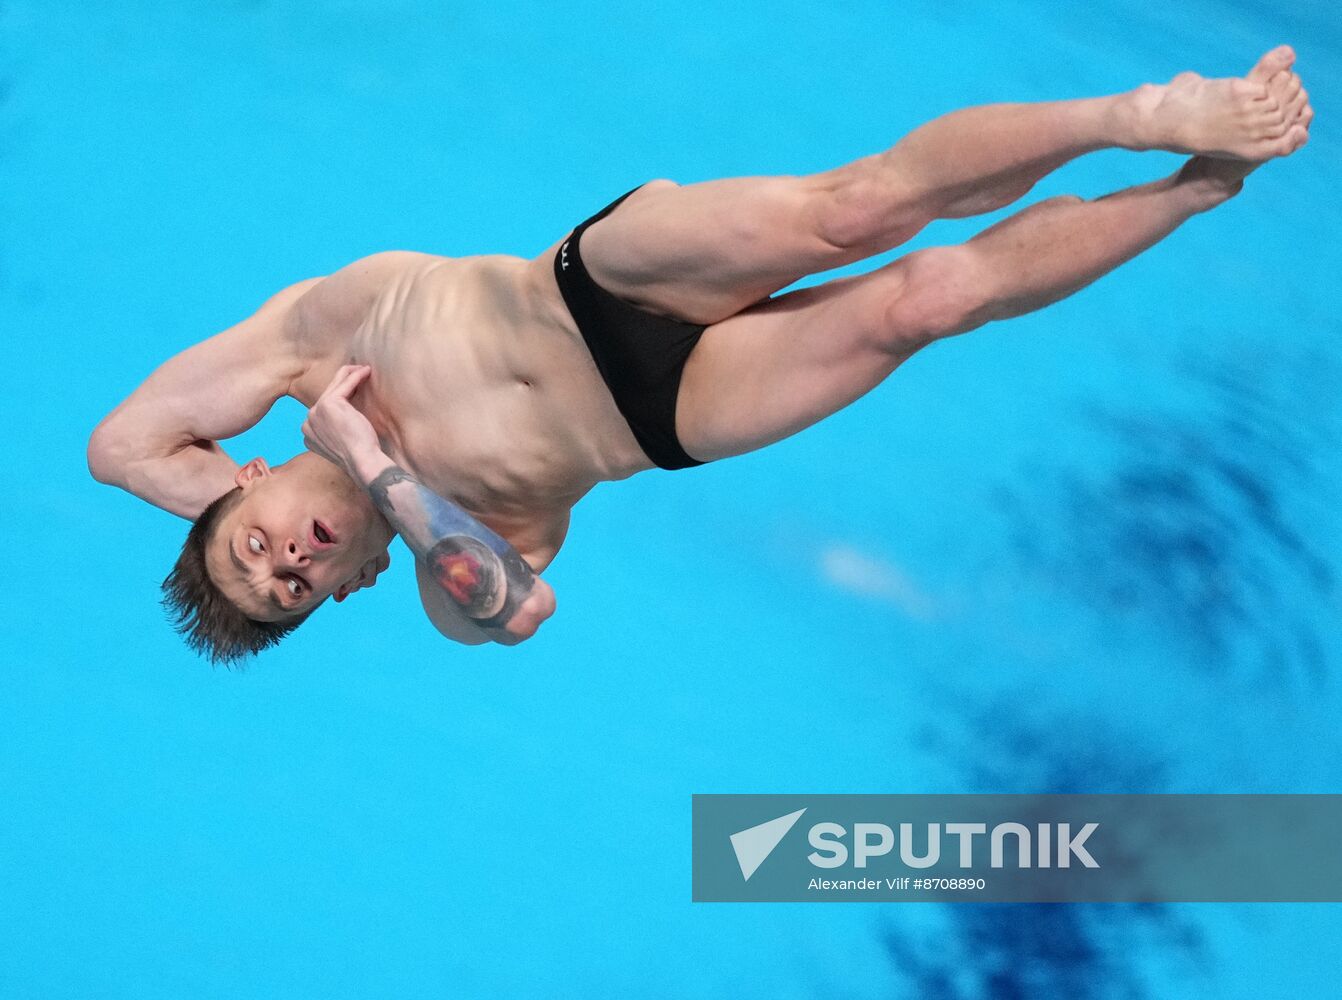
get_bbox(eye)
[286,578,302,598]
[248,535,264,554]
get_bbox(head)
[162,452,394,665]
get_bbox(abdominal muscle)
[329,251,654,566]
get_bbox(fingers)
[322,363,373,400]
[299,414,338,461]
[504,581,557,642]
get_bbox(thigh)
[674,260,923,462]
[580,174,859,326]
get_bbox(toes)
[1248,44,1295,82]
[1266,68,1298,96]
[1248,96,1283,126]
[1232,78,1269,101]
[1257,123,1308,159]
[1278,124,1309,154]
[1260,119,1291,140]
[1265,70,1302,109]
[1286,89,1309,121]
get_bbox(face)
[205,453,394,623]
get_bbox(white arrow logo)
[729,808,806,881]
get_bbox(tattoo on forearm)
[365,465,536,630]
[366,465,416,513]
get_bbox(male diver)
[88,47,1312,662]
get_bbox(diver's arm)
[86,278,322,519]
[302,365,557,645]
[88,252,433,520]
[414,561,492,646]
[360,460,555,645]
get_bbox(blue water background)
[2,1,1340,996]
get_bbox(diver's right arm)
[86,278,321,519]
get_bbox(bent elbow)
[86,420,126,486]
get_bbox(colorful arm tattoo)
[365,465,536,632]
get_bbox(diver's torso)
[292,249,652,568]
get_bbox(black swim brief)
[553,186,706,470]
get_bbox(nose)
[277,538,311,568]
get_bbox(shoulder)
[297,251,446,325]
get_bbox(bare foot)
[1129,45,1308,160]
[1176,155,1260,206]
[1174,52,1313,208]
[1269,64,1313,139]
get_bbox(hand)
[301,365,384,480]
[499,577,557,643]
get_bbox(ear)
[235,457,272,489]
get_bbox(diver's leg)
[675,152,1298,462]
[578,47,1302,326]
[833,45,1304,230]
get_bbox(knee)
[813,167,928,254]
[876,246,996,349]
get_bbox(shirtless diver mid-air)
[89,47,1312,662]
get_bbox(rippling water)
[997,345,1339,690]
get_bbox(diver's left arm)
[365,461,558,645]
[302,365,557,645]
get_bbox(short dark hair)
[161,486,315,667]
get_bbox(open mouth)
[312,519,337,546]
